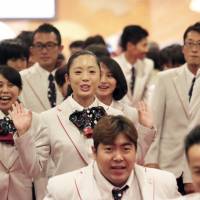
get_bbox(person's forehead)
[33,32,58,43]
[188,144,200,162]
[71,55,97,66]
[185,31,200,40]
[102,133,134,146]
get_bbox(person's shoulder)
[114,101,138,121]
[48,166,89,189]
[99,101,124,116]
[172,193,200,200]
[20,63,39,77]
[136,164,176,181]
[40,106,58,119]
[112,53,125,64]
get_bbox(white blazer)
[145,65,192,183]
[41,96,155,176]
[20,63,63,113]
[44,162,180,200]
[111,100,138,123]
[0,111,49,200]
[114,53,154,106]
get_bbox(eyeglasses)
[184,41,200,50]
[32,42,58,51]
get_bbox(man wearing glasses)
[20,23,63,113]
[145,22,200,195]
[19,23,64,200]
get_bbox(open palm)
[137,101,154,128]
[9,101,32,136]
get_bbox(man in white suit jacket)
[20,23,63,113]
[44,115,180,200]
[145,22,200,194]
[114,25,153,106]
[172,125,200,199]
[19,23,64,199]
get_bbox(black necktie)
[188,77,196,102]
[48,74,56,107]
[112,185,129,200]
[130,66,135,95]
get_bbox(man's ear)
[92,146,97,160]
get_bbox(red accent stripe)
[57,115,88,165]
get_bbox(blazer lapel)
[0,146,19,169]
[172,67,189,118]
[56,102,91,165]
[135,165,154,200]
[74,163,101,200]
[25,65,50,110]
[189,74,200,115]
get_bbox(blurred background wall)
[0,0,200,57]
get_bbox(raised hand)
[136,101,154,128]
[8,101,32,136]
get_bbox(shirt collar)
[36,63,57,77]
[185,64,196,79]
[68,95,99,112]
[93,161,134,193]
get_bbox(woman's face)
[0,74,20,113]
[67,54,100,102]
[96,63,117,100]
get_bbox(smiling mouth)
[111,166,126,170]
[80,85,90,91]
[0,96,12,101]
[98,85,109,89]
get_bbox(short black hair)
[185,125,200,160]
[0,65,22,90]
[55,66,67,87]
[0,39,29,65]
[93,115,138,150]
[120,25,148,51]
[84,35,106,48]
[183,22,200,42]
[160,44,185,68]
[69,40,84,49]
[85,44,110,58]
[16,31,34,49]
[99,56,127,100]
[32,23,62,45]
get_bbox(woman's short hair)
[0,65,22,90]
[99,56,127,100]
[93,115,138,150]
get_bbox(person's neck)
[97,95,112,106]
[187,63,200,75]
[72,95,95,108]
[41,64,56,73]
[124,51,137,65]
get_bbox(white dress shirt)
[93,162,142,200]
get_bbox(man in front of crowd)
[44,115,180,200]
[145,22,200,194]
[20,23,63,113]
[114,25,153,106]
